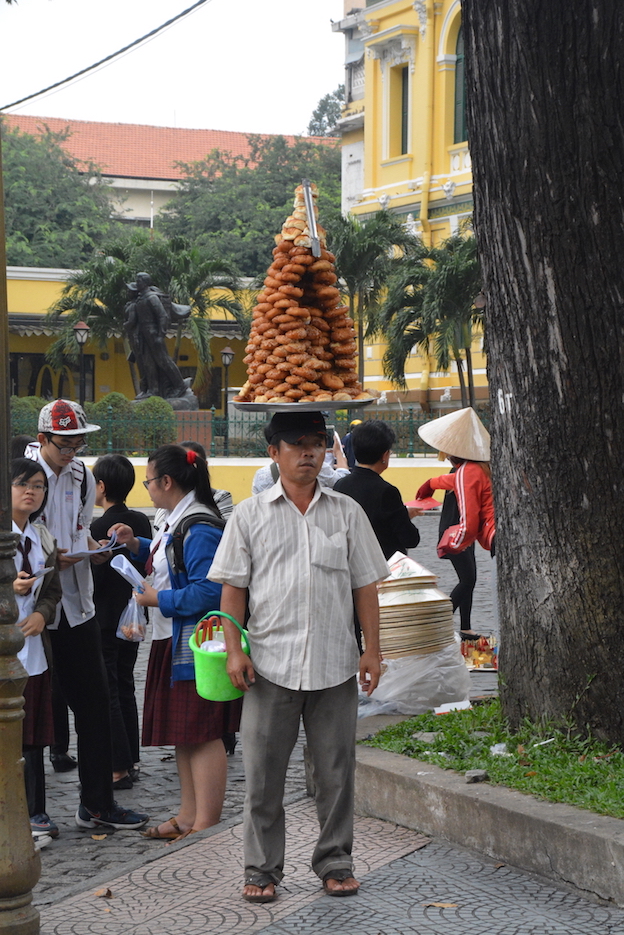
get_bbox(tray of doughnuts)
[234,182,376,409]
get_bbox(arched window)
[454,26,466,144]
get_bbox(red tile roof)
[1,113,337,181]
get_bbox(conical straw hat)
[418,407,490,461]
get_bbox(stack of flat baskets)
[378,553,455,659]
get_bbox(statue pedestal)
[166,388,199,411]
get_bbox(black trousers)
[449,545,477,630]
[48,613,114,812]
[100,627,140,772]
[50,666,71,756]
[23,746,45,816]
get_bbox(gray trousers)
[241,672,358,884]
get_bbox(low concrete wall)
[84,456,447,509]
[355,745,624,906]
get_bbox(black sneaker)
[75,803,149,830]
[30,813,59,838]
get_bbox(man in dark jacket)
[334,420,420,559]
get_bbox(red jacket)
[423,462,495,554]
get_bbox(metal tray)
[232,398,376,413]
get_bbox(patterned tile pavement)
[34,511,624,932]
[39,799,624,935]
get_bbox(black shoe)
[50,753,78,773]
[128,766,141,782]
[112,776,133,790]
[75,803,149,830]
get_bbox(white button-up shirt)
[13,520,48,676]
[30,448,96,628]
[209,480,388,691]
[149,490,197,641]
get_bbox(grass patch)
[362,699,624,819]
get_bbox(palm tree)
[423,234,482,407]
[46,235,143,392]
[129,235,247,396]
[45,232,245,399]
[378,233,482,406]
[328,211,418,385]
[377,257,431,389]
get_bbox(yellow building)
[333,0,487,412]
[7,266,248,411]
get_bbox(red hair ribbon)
[186,449,197,465]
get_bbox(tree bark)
[463,0,624,741]
[356,288,365,387]
[454,351,468,408]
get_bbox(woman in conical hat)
[415,408,495,639]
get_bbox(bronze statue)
[125,273,197,407]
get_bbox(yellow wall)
[344,0,471,243]
[7,271,249,410]
[89,457,449,510]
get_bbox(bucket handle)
[193,611,250,655]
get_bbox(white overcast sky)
[0,0,346,134]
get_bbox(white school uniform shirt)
[149,490,197,641]
[209,480,389,691]
[27,445,96,628]
[13,520,48,677]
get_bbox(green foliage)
[158,135,341,277]
[377,231,482,397]
[133,396,177,452]
[307,85,345,137]
[365,700,624,819]
[1,121,118,268]
[45,230,244,394]
[327,211,422,382]
[10,396,48,437]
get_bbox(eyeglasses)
[50,439,88,456]
[12,482,46,493]
[143,475,165,489]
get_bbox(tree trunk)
[463,0,624,741]
[355,288,365,387]
[465,346,475,408]
[454,352,468,408]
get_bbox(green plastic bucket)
[189,611,250,702]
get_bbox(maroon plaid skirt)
[23,669,54,747]
[142,638,242,746]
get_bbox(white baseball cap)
[38,399,101,436]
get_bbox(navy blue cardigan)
[136,523,222,682]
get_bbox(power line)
[0,0,211,112]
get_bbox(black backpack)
[169,511,225,576]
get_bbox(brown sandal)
[167,828,198,845]
[140,817,181,840]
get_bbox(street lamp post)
[73,321,90,407]
[0,126,41,935]
[220,346,234,457]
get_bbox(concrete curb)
[355,744,624,906]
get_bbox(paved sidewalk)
[31,512,624,931]
[40,798,624,935]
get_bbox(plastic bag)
[116,595,146,642]
[358,640,470,717]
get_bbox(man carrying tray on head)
[209,409,388,903]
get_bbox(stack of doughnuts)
[234,184,373,404]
